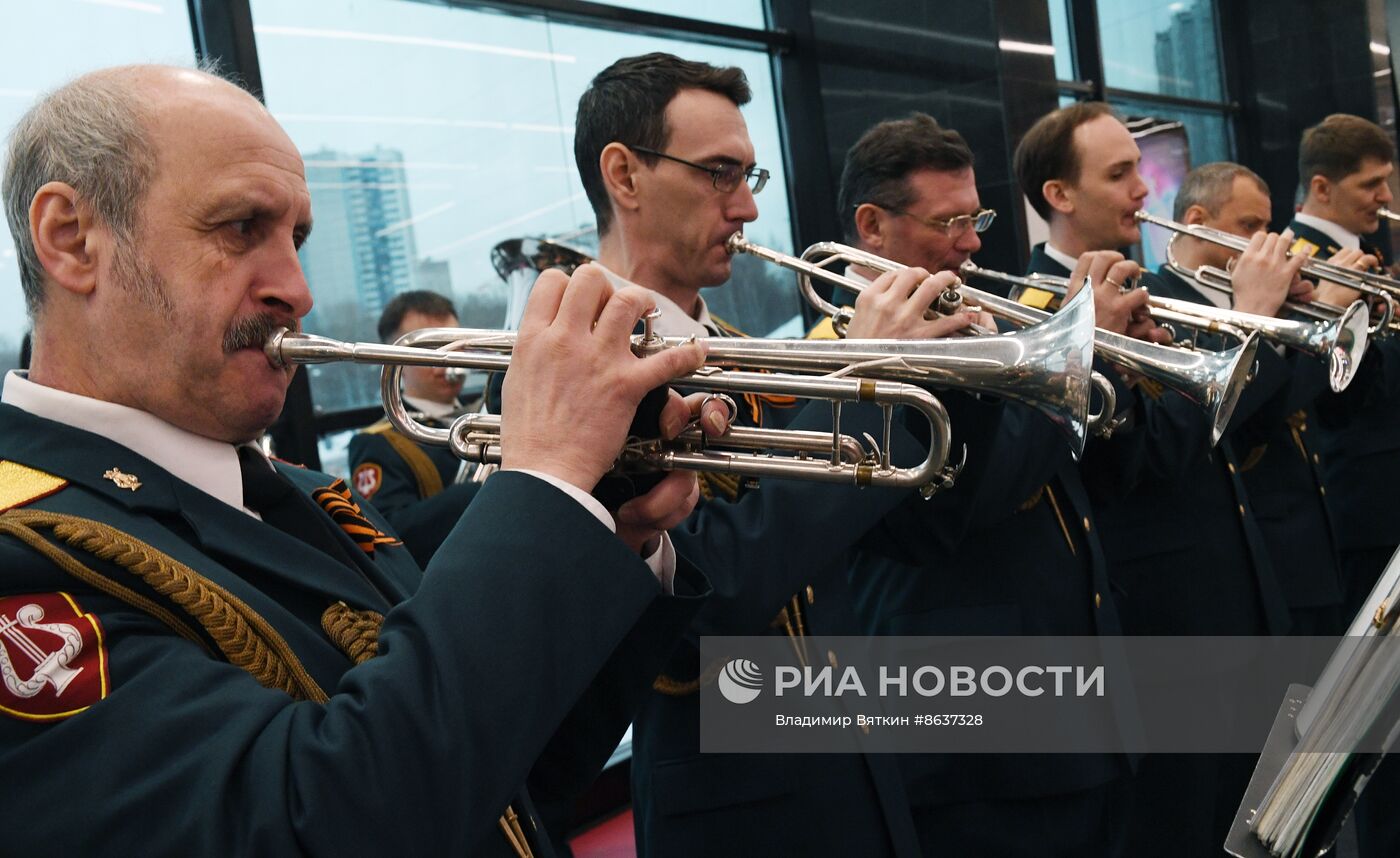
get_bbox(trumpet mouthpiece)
[725,232,749,255]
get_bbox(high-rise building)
[1154,0,1221,102]
[416,256,453,297]
[298,146,424,413]
[299,145,422,325]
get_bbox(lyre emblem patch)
[102,468,142,491]
[0,593,109,722]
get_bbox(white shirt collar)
[1042,242,1080,272]
[403,394,457,418]
[3,370,256,516]
[1293,213,1360,251]
[597,265,719,338]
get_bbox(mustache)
[224,312,298,354]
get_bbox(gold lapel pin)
[103,468,142,491]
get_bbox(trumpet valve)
[936,285,966,316]
[633,308,668,356]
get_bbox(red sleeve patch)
[353,463,383,499]
[0,592,110,722]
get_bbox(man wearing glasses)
[836,112,1135,856]
[572,53,997,857]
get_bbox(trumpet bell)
[1327,300,1370,392]
[684,280,1099,459]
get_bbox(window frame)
[1054,0,1239,143]
[188,0,802,468]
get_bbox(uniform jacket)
[347,416,482,566]
[843,248,1134,825]
[1288,218,1400,558]
[630,315,924,858]
[0,403,706,857]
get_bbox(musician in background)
[348,290,482,566]
[837,112,1133,856]
[1286,114,1400,615]
[1287,113,1400,858]
[573,52,1002,857]
[1015,104,1301,856]
[0,62,720,856]
[1164,162,1353,637]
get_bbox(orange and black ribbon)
[311,479,401,554]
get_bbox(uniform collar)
[1293,213,1360,251]
[1043,242,1081,272]
[2,370,252,516]
[597,264,720,338]
[402,394,457,419]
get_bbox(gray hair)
[1173,161,1270,221]
[3,61,233,317]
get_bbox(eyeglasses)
[875,205,997,238]
[630,145,769,194]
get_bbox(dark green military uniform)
[347,415,482,566]
[630,314,925,858]
[0,402,708,856]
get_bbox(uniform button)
[1313,454,1320,465]
[1082,517,1091,532]
[1238,504,1246,516]
[827,650,838,669]
[1320,486,1327,496]
[1095,592,1102,609]
[1227,462,1236,474]
[806,585,815,604]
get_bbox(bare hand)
[500,264,707,492]
[616,391,733,554]
[1230,230,1306,317]
[1071,251,1170,342]
[845,267,979,339]
[1312,247,1374,306]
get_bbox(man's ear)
[1182,204,1211,226]
[29,181,102,297]
[599,142,642,218]
[1309,174,1330,205]
[853,203,886,251]
[1042,179,1074,215]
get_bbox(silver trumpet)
[266,325,959,494]
[962,237,1368,394]
[726,234,1105,458]
[726,234,1255,446]
[1154,234,1370,391]
[1136,209,1399,335]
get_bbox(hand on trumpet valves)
[1229,229,1308,317]
[615,390,735,556]
[844,266,992,339]
[1070,251,1172,344]
[500,263,708,511]
[1309,247,1376,307]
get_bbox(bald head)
[3,63,264,317]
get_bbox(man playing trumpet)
[0,62,725,856]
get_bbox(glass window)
[250,0,798,417]
[0,0,195,374]
[1112,97,1233,165]
[1097,0,1224,101]
[1114,102,1232,270]
[587,0,766,30]
[1047,0,1076,82]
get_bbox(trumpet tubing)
[725,234,1104,457]
[1136,209,1400,318]
[265,327,959,494]
[955,262,1257,445]
[722,232,1253,447]
[976,259,1370,395]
